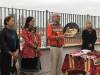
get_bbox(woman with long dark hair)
[0,16,20,75]
[21,17,41,75]
[82,21,97,51]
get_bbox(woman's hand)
[12,50,19,60]
[14,50,19,57]
[32,42,39,49]
[36,50,41,57]
[89,44,92,48]
[8,51,13,56]
[9,50,19,60]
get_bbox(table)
[62,51,100,75]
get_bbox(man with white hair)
[47,13,64,75]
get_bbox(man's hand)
[56,37,61,41]
[56,36,62,42]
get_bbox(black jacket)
[82,29,97,51]
[0,28,20,53]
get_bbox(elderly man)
[47,13,64,75]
